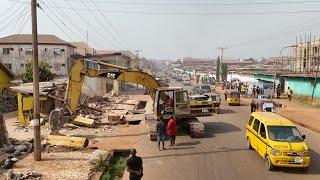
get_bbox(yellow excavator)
[65,59,205,140]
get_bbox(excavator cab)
[154,87,190,120]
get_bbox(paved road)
[124,81,320,180]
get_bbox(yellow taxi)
[226,90,240,106]
[246,112,310,171]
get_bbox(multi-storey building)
[0,34,75,76]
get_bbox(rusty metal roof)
[0,34,75,47]
[0,60,14,79]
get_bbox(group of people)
[251,85,264,98]
[125,115,177,180]
[156,115,177,150]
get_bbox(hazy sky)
[1,0,320,60]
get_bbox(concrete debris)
[123,114,146,122]
[47,135,89,148]
[73,116,95,128]
[0,140,34,172]
[88,149,111,165]
[5,170,41,180]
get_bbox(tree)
[221,63,228,81]
[22,61,54,83]
[216,56,220,82]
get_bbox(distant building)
[70,42,95,56]
[0,34,76,76]
[295,40,320,73]
[182,57,214,67]
[74,50,136,96]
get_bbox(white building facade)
[0,34,75,76]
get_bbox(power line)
[79,0,125,48]
[62,0,120,49]
[38,4,77,42]
[9,1,320,16]
[62,0,320,6]
[90,0,124,41]
[0,2,18,19]
[228,16,320,48]
[42,0,105,49]
[10,6,30,35]
[38,1,82,42]
[0,5,28,32]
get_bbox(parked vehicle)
[204,93,221,114]
[190,94,214,115]
[246,112,310,171]
[192,84,211,95]
[225,90,240,106]
[251,99,276,113]
[181,75,190,85]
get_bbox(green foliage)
[105,157,127,179]
[221,63,228,81]
[22,61,54,83]
[101,172,111,180]
[91,156,127,179]
[216,56,220,82]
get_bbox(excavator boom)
[65,59,160,114]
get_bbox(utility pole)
[134,50,141,69]
[311,48,320,103]
[218,46,227,81]
[31,0,41,161]
[272,45,297,100]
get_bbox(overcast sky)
[1,0,320,60]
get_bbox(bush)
[22,61,54,83]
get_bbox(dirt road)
[122,81,320,180]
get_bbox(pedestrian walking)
[287,87,293,101]
[126,149,143,180]
[156,116,167,150]
[167,115,177,146]
[276,84,281,99]
[252,85,256,98]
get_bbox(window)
[248,116,254,126]
[54,63,61,71]
[44,48,48,52]
[3,48,10,54]
[9,48,14,51]
[20,63,24,67]
[4,63,11,70]
[268,126,303,142]
[259,123,266,138]
[26,48,33,54]
[54,48,61,55]
[253,119,260,132]
[61,49,65,52]
[61,64,65,67]
[19,48,23,51]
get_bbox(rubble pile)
[73,94,146,127]
[0,139,34,173]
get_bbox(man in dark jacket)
[126,149,143,180]
[157,116,167,151]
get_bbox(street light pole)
[271,45,297,100]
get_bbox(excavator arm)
[65,59,160,114]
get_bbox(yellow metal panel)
[0,68,11,94]
[65,60,85,113]
[47,135,89,148]
[73,116,95,127]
